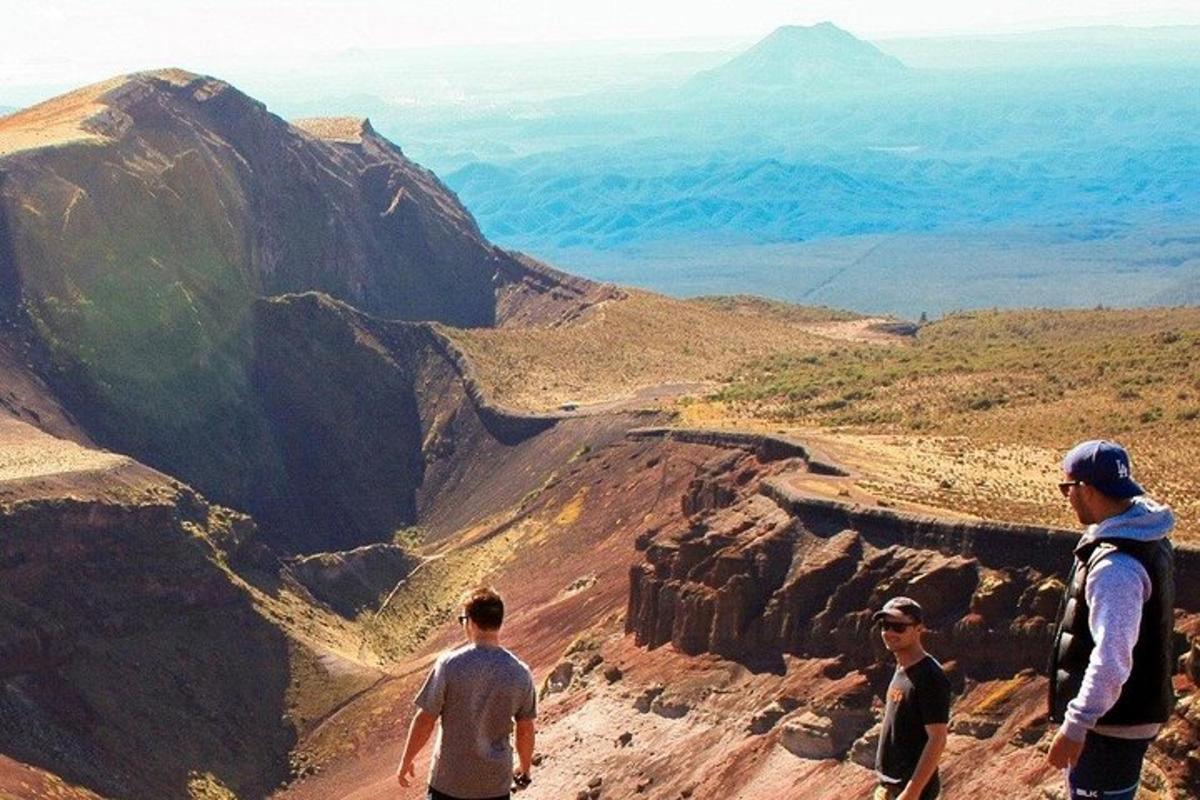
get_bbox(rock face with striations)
[625,446,1200,794]
[630,486,1065,676]
[628,450,1200,679]
[0,463,296,800]
[0,70,615,528]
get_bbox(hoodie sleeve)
[1060,552,1152,742]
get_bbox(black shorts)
[428,786,509,800]
[1068,732,1152,800]
[875,775,939,800]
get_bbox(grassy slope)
[714,306,1200,538]
[446,290,853,410]
[453,298,1199,541]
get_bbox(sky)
[2,0,1199,99]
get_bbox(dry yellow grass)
[0,70,196,156]
[452,297,1199,543]
[445,290,873,410]
[292,117,369,143]
[710,307,1200,541]
[0,417,129,481]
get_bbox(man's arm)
[396,709,438,787]
[897,723,947,800]
[515,718,535,774]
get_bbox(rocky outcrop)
[629,465,1200,677]
[287,543,417,617]
[0,484,295,800]
[0,70,608,523]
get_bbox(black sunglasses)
[878,620,916,633]
[1058,480,1084,497]
[458,614,469,624]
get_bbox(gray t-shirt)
[415,643,537,799]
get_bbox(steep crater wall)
[0,70,610,520]
[252,293,655,552]
[0,488,294,800]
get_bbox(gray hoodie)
[1061,496,1175,742]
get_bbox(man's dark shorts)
[1068,732,1152,800]
[428,787,509,800]
[874,776,939,800]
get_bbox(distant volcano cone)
[692,22,907,90]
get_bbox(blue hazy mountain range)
[410,24,1199,314]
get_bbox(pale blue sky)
[3,0,1199,93]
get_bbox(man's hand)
[396,760,416,787]
[1047,731,1085,769]
[512,770,532,792]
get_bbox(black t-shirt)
[876,655,952,796]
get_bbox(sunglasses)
[1058,480,1084,497]
[878,620,917,633]
[458,614,469,624]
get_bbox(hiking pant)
[1067,732,1152,800]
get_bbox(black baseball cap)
[1062,440,1144,499]
[872,596,923,624]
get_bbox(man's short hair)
[463,586,505,630]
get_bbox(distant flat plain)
[522,222,1200,319]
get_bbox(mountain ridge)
[0,68,609,523]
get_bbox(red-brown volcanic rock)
[0,450,296,799]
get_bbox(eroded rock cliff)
[0,70,612,521]
[0,475,293,799]
[625,432,1200,795]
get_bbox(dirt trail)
[794,316,912,344]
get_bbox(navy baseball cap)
[1062,440,1144,499]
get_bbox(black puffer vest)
[1048,535,1174,725]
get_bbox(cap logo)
[1116,461,1129,478]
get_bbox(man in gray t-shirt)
[397,587,537,800]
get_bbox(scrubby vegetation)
[447,290,852,410]
[718,307,1200,436]
[714,306,1200,539]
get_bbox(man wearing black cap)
[1048,440,1175,800]
[873,597,951,800]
